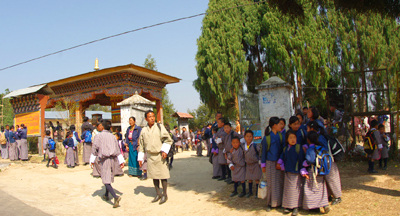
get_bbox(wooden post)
[37,94,49,156]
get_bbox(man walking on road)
[138,110,173,205]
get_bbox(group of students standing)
[209,108,343,215]
[0,124,29,161]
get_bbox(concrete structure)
[117,91,156,134]
[172,112,194,133]
[256,75,294,131]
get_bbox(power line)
[0,0,268,72]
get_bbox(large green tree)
[0,89,15,126]
[142,54,177,127]
[187,103,214,131]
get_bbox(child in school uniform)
[378,124,390,170]
[243,130,262,198]
[301,131,330,214]
[227,136,246,197]
[279,118,287,138]
[277,130,305,216]
[43,130,58,169]
[223,122,244,184]
[261,117,285,212]
[215,118,228,181]
[63,131,76,168]
[195,130,203,156]
[211,127,222,179]
[288,116,307,146]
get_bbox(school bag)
[259,132,283,159]
[84,130,92,143]
[307,145,332,176]
[0,132,6,145]
[363,129,376,155]
[48,138,56,151]
[72,131,79,146]
[323,135,345,162]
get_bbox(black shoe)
[383,166,388,170]
[52,164,58,169]
[266,206,272,212]
[224,177,231,182]
[230,191,238,197]
[159,195,168,205]
[113,196,121,208]
[217,177,226,181]
[245,192,253,198]
[369,170,378,173]
[284,208,291,214]
[292,208,299,216]
[212,176,220,179]
[46,164,49,168]
[328,196,333,202]
[151,195,162,203]
[140,176,147,181]
[41,159,46,162]
[331,197,342,205]
[238,192,246,198]
[226,180,234,184]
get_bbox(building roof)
[4,84,48,99]
[117,91,156,106]
[256,75,292,90]
[171,112,194,119]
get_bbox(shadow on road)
[0,189,51,216]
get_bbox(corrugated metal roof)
[3,84,47,98]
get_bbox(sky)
[0,1,209,113]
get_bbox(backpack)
[72,131,78,146]
[84,130,92,143]
[364,129,376,155]
[323,135,345,162]
[259,132,283,159]
[283,144,301,172]
[168,132,177,158]
[48,138,56,151]
[312,145,332,176]
[0,132,6,144]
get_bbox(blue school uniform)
[279,144,305,173]
[318,135,329,150]
[63,138,74,148]
[294,128,307,145]
[8,131,17,143]
[261,131,285,166]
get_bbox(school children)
[301,131,330,214]
[288,116,307,146]
[243,130,262,198]
[227,136,246,197]
[92,120,102,178]
[277,130,305,216]
[261,117,285,212]
[306,121,329,150]
[211,127,222,179]
[43,130,58,169]
[279,118,287,138]
[296,113,308,133]
[366,120,384,173]
[378,124,390,170]
[223,122,243,184]
[215,118,229,181]
[195,130,203,156]
[8,126,18,161]
[18,124,28,161]
[0,126,8,159]
[63,131,76,168]
[81,125,93,165]
[90,119,124,208]
[70,125,82,165]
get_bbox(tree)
[53,98,78,128]
[194,0,248,118]
[87,104,111,112]
[0,89,15,126]
[188,103,214,130]
[142,54,177,127]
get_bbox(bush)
[28,137,39,154]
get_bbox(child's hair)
[378,124,385,130]
[116,128,121,133]
[264,117,280,136]
[101,119,112,130]
[65,131,71,139]
[129,116,136,122]
[212,126,218,132]
[218,117,227,124]
[70,125,76,131]
[285,129,297,144]
[370,120,378,128]
[307,131,322,146]
[296,113,304,120]
[307,121,320,132]
[46,130,51,136]
[231,136,240,142]
[10,126,14,130]
[225,122,232,127]
[279,118,286,125]
[244,130,254,136]
[288,116,300,129]
[310,108,320,120]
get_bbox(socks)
[161,179,168,197]
[52,159,56,166]
[47,159,51,166]
[105,184,117,198]
[144,172,147,178]
[234,182,238,193]
[170,157,174,165]
[384,158,387,167]
[221,165,226,178]
[255,184,259,196]
[379,159,382,167]
[241,182,246,193]
[248,182,253,194]
[153,179,162,196]
[227,166,231,178]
